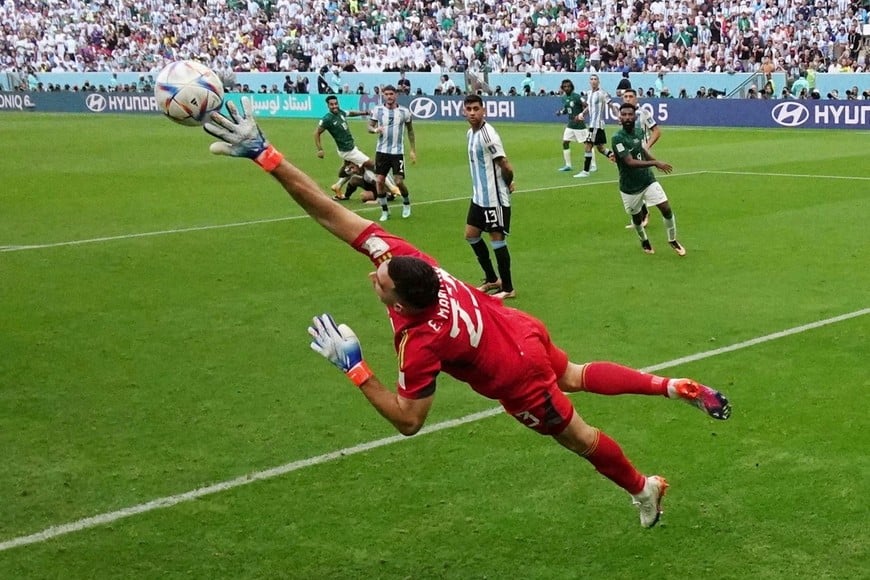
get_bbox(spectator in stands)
[397,70,411,95]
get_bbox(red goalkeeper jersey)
[351,223,567,402]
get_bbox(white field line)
[1,307,867,552]
[0,171,709,253]
[706,170,870,181]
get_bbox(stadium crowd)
[1,0,867,94]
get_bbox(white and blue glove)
[203,97,284,171]
[308,314,373,387]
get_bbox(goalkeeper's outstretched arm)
[205,97,371,246]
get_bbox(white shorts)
[338,147,370,166]
[621,182,667,215]
[562,127,589,143]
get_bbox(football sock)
[584,152,593,171]
[468,238,497,282]
[563,150,571,166]
[377,196,389,210]
[581,362,669,396]
[634,223,648,240]
[663,214,676,242]
[582,429,646,494]
[492,242,513,292]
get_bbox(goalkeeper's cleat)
[641,239,655,254]
[669,379,731,420]
[669,240,686,256]
[333,194,349,201]
[558,165,573,172]
[402,204,411,219]
[379,210,390,222]
[330,183,343,197]
[492,289,517,300]
[476,279,502,293]
[632,476,669,528]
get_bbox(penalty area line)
[1,307,867,553]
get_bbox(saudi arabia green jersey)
[318,110,356,152]
[561,92,586,130]
[612,126,655,194]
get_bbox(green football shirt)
[612,126,656,194]
[319,110,356,152]
[561,92,586,130]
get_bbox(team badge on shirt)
[360,235,392,264]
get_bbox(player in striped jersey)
[464,94,516,300]
[368,85,417,221]
[575,74,616,178]
[621,88,661,228]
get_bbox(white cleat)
[402,204,411,218]
[573,171,590,178]
[379,210,390,222]
[590,165,598,172]
[632,475,669,528]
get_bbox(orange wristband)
[346,361,373,388]
[254,145,284,172]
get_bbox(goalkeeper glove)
[203,97,284,172]
[307,314,373,387]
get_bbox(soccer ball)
[154,60,224,126]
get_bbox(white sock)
[563,150,571,166]
[663,215,676,242]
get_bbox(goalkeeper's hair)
[388,256,440,310]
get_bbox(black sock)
[471,239,497,282]
[494,245,513,292]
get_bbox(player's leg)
[505,346,665,527]
[332,163,351,197]
[340,175,357,200]
[593,130,612,171]
[575,136,594,177]
[559,128,574,171]
[392,156,411,218]
[625,203,649,229]
[488,208,514,299]
[623,190,654,253]
[649,184,685,256]
[384,175,399,200]
[372,152,391,221]
[466,206,499,291]
[554,407,667,528]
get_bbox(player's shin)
[580,428,646,494]
[663,214,676,242]
[580,362,668,396]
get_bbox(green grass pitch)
[0,113,868,579]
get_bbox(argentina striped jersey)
[370,105,412,154]
[467,121,510,207]
[587,88,611,129]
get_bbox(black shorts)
[585,128,607,146]
[467,202,511,234]
[374,152,406,177]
